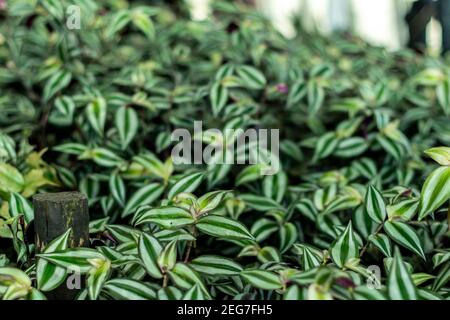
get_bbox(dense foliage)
[0,0,450,300]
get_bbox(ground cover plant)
[0,0,449,300]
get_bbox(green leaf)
[109,172,126,207]
[384,220,425,260]
[330,222,359,268]
[36,229,71,292]
[105,10,131,38]
[210,82,228,115]
[236,65,266,89]
[81,148,124,168]
[103,279,156,300]
[168,263,209,298]
[0,163,24,193]
[386,198,419,221]
[157,240,177,271]
[167,172,204,199]
[240,269,283,290]
[369,233,392,257]
[37,248,106,273]
[123,183,164,217]
[312,132,339,162]
[424,146,450,166]
[287,79,306,107]
[87,258,111,300]
[86,97,107,136]
[239,194,282,212]
[190,255,243,276]
[132,11,155,39]
[182,284,209,300]
[197,190,229,214]
[116,106,139,150]
[388,247,418,300]
[43,70,72,102]
[418,166,450,220]
[436,78,450,115]
[138,233,163,279]
[364,185,387,224]
[134,206,195,229]
[8,193,33,224]
[196,215,254,241]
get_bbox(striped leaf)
[49,96,75,126]
[241,269,283,290]
[196,215,254,241]
[239,194,282,212]
[43,69,72,102]
[86,97,107,136]
[116,106,139,150]
[168,263,209,297]
[301,246,323,271]
[53,143,88,156]
[384,221,425,259]
[307,81,324,115]
[330,222,359,268]
[81,148,124,168]
[386,198,419,221]
[40,0,64,20]
[0,162,24,193]
[257,246,281,263]
[167,172,204,200]
[313,132,339,162]
[279,222,297,253]
[263,171,287,203]
[236,164,264,186]
[197,190,229,214]
[183,284,209,300]
[87,258,111,300]
[138,233,162,279]
[424,146,450,166]
[36,229,71,292]
[364,185,387,224]
[388,247,418,300]
[103,279,156,300]
[251,218,278,242]
[106,225,141,244]
[436,78,450,115]
[109,172,126,207]
[157,286,182,300]
[157,240,177,271]
[369,233,392,257]
[8,192,33,224]
[210,82,228,115]
[190,255,243,276]
[335,137,368,158]
[123,183,164,217]
[418,166,450,220]
[133,206,194,229]
[132,10,155,39]
[287,79,306,107]
[37,248,106,273]
[105,10,131,38]
[236,65,266,89]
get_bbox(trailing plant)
[0,0,449,300]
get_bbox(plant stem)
[162,273,168,288]
[360,222,384,259]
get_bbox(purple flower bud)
[276,83,288,94]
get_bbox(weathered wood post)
[33,191,89,300]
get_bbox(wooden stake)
[33,191,89,299]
